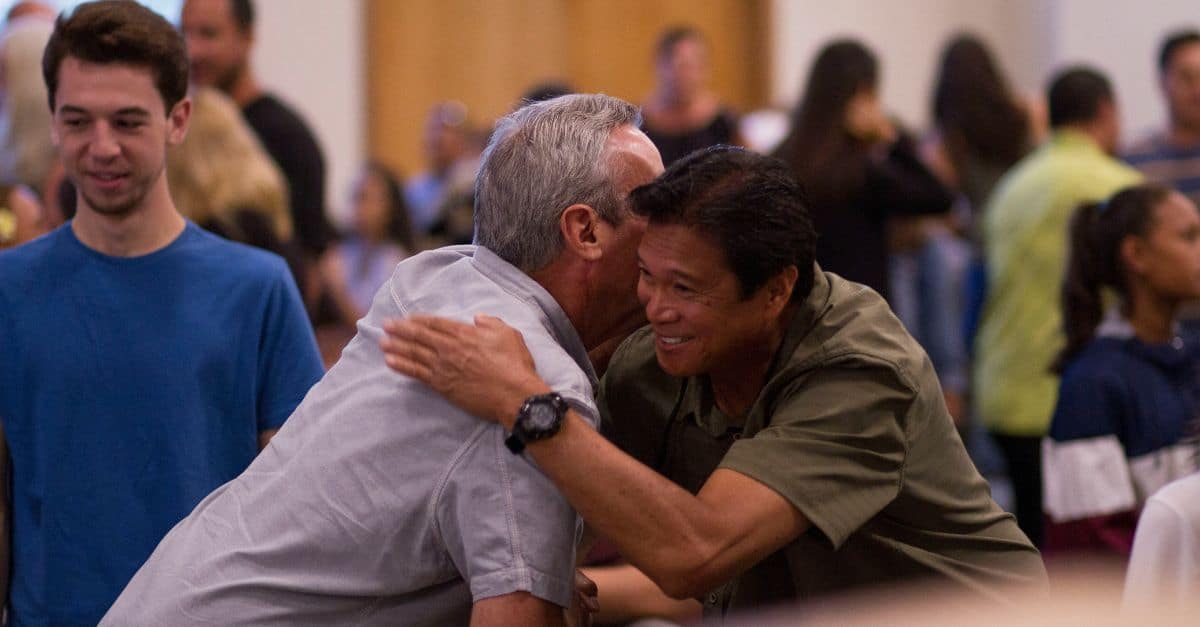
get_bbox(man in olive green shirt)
[385,147,1047,621]
[975,67,1141,547]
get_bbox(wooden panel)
[367,0,769,176]
[565,0,770,112]
[367,0,569,176]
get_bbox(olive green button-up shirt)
[600,267,1047,619]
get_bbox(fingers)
[382,352,435,384]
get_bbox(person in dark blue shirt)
[1043,183,1200,558]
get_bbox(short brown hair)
[42,0,189,113]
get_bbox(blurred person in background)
[181,0,336,264]
[0,1,56,193]
[773,38,953,303]
[405,100,480,240]
[641,26,741,166]
[1125,29,1200,207]
[1043,184,1200,559]
[974,66,1141,549]
[320,161,415,327]
[166,86,303,284]
[1124,471,1200,606]
[0,182,44,249]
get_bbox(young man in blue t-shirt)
[0,2,324,624]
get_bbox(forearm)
[514,405,731,597]
[585,564,701,625]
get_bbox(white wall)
[769,0,1050,132]
[770,0,1199,144]
[1050,0,1197,142]
[252,0,363,225]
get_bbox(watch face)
[524,401,561,431]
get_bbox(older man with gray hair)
[102,94,664,627]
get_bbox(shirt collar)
[470,246,599,394]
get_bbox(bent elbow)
[649,553,723,601]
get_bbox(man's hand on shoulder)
[381,314,550,428]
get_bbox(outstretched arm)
[382,316,809,599]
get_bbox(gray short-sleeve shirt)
[102,246,599,626]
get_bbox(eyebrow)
[637,254,704,284]
[57,105,152,117]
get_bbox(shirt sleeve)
[1124,495,1198,606]
[436,424,582,608]
[719,364,911,548]
[255,261,325,431]
[1043,369,1136,522]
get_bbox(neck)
[710,306,793,418]
[1167,121,1200,147]
[530,259,596,347]
[1125,289,1178,344]
[71,178,185,257]
[227,68,263,108]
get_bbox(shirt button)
[706,593,719,605]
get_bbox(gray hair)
[473,94,642,272]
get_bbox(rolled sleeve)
[436,424,582,608]
[719,365,912,548]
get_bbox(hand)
[380,314,550,427]
[844,93,897,145]
[566,569,599,627]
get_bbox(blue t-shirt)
[0,222,324,626]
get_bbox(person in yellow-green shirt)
[975,66,1141,548]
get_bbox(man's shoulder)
[242,93,320,147]
[183,225,291,283]
[784,275,927,392]
[0,226,72,293]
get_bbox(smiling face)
[636,222,788,380]
[52,57,189,218]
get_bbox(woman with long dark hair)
[773,39,952,301]
[321,162,416,326]
[930,34,1035,217]
[1043,183,1200,558]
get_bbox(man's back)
[975,130,1140,437]
[0,223,323,625]
[105,246,598,626]
[241,93,335,258]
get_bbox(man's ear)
[167,96,191,146]
[763,265,799,315]
[559,204,603,262]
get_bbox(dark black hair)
[655,25,705,62]
[1158,29,1200,74]
[1054,183,1174,373]
[1047,66,1113,129]
[773,38,878,205]
[42,0,189,113]
[230,0,254,32]
[630,145,817,303]
[932,33,1029,169]
[363,161,416,252]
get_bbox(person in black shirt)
[180,0,335,260]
